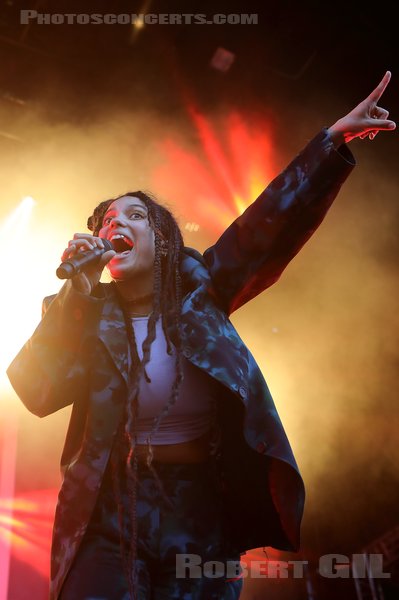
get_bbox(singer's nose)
[109,215,124,227]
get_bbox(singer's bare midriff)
[135,430,211,464]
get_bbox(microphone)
[56,238,114,280]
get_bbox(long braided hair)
[87,191,185,598]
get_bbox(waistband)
[137,457,218,480]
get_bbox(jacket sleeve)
[203,128,356,315]
[6,280,105,418]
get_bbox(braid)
[139,206,163,385]
[159,216,176,355]
[147,227,184,447]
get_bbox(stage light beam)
[0,196,36,384]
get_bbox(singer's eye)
[129,212,144,219]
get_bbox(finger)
[62,239,95,261]
[71,234,106,251]
[73,235,104,250]
[69,238,95,250]
[72,233,96,241]
[61,243,76,261]
[99,250,116,268]
[372,107,389,120]
[83,236,105,249]
[368,71,391,103]
[366,117,396,131]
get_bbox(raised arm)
[204,72,395,315]
[328,71,395,145]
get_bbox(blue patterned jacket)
[7,129,355,599]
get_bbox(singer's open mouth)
[110,234,134,254]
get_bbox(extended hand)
[328,71,396,146]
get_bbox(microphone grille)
[101,238,114,251]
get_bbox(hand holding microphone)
[57,234,116,295]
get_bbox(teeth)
[110,233,134,246]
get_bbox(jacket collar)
[97,283,131,387]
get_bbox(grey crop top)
[131,316,216,445]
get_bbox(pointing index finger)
[368,71,391,103]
